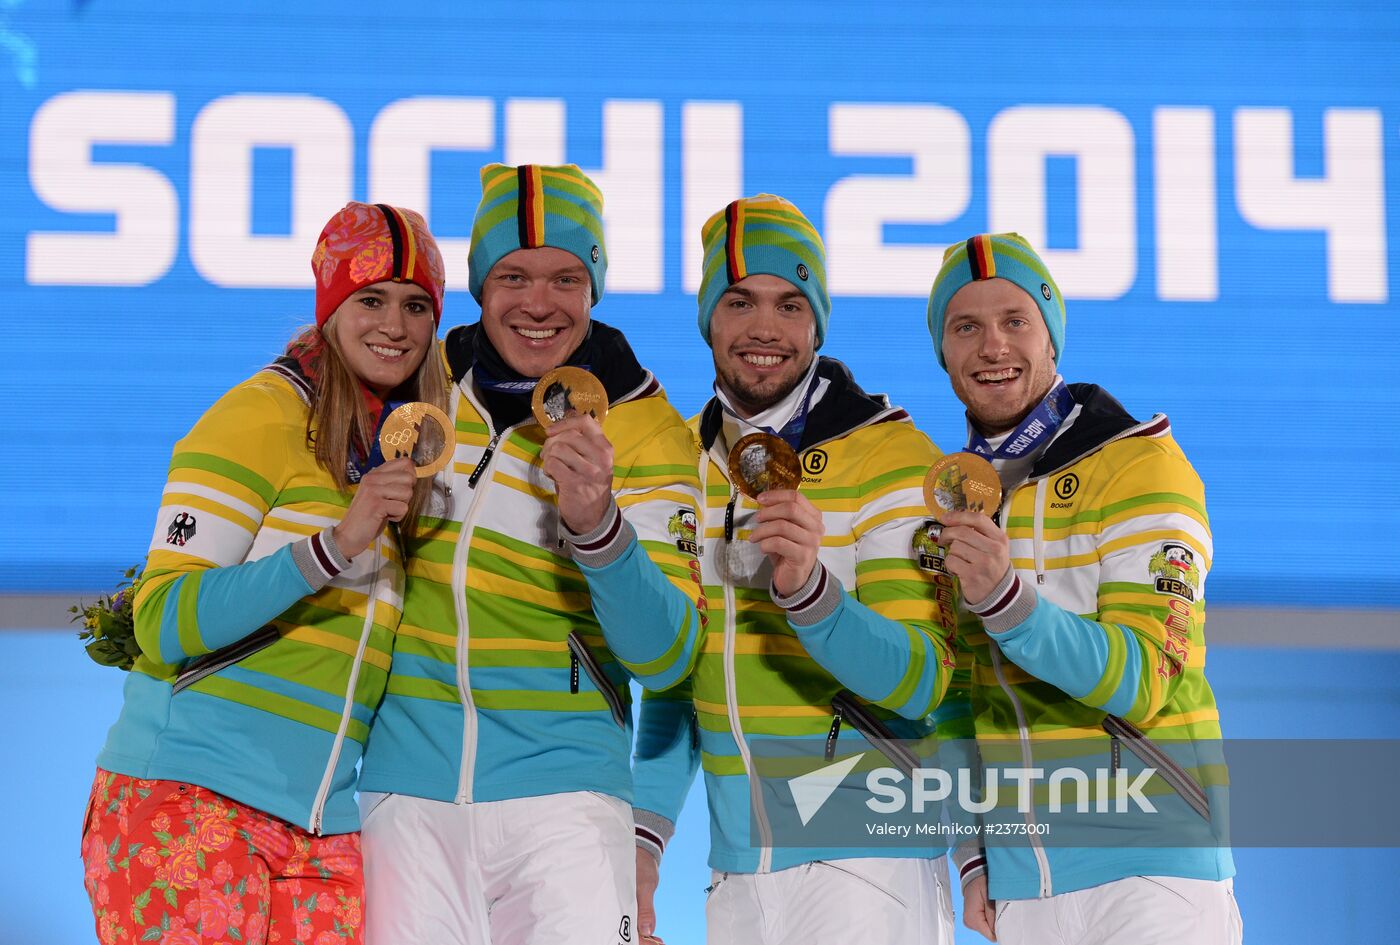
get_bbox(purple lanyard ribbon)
[474,363,593,395]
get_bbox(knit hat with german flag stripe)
[312,202,446,327]
[926,232,1065,368]
[467,163,607,304]
[698,194,831,349]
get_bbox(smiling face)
[941,278,1058,436]
[709,274,817,418]
[480,246,592,378]
[327,280,436,397]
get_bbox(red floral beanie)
[311,202,446,327]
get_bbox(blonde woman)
[81,202,448,945]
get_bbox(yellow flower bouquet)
[71,566,143,670]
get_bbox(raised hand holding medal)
[727,432,825,598]
[925,452,1013,605]
[535,367,616,535]
[322,400,455,560]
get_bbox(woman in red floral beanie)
[81,202,449,945]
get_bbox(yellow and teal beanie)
[926,233,1066,368]
[467,163,607,304]
[698,194,830,348]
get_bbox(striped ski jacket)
[358,322,705,806]
[631,357,959,873]
[99,363,401,835]
[953,384,1235,900]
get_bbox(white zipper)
[711,442,774,873]
[697,443,710,555]
[986,489,1053,896]
[310,534,383,834]
[1033,478,1048,585]
[449,369,651,803]
[450,378,523,804]
[704,399,901,871]
[451,454,485,805]
[986,644,1053,896]
[977,402,1153,894]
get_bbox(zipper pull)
[467,433,501,489]
[825,708,843,761]
[570,651,580,694]
[723,492,738,542]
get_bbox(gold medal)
[923,452,1002,521]
[378,402,453,479]
[728,432,802,499]
[530,366,609,427]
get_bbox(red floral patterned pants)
[81,769,364,945]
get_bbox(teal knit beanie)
[927,233,1065,368]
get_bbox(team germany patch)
[1149,542,1200,601]
[912,520,948,574]
[667,507,699,556]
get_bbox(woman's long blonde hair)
[296,318,451,539]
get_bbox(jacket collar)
[1028,383,1170,479]
[264,355,315,405]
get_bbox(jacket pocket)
[568,630,627,728]
[810,860,910,910]
[359,791,395,825]
[1102,714,1210,820]
[171,625,280,695]
[830,690,920,776]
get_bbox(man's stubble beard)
[714,350,814,418]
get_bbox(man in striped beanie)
[631,194,959,945]
[358,165,707,945]
[927,234,1240,945]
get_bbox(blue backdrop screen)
[2,0,1397,608]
